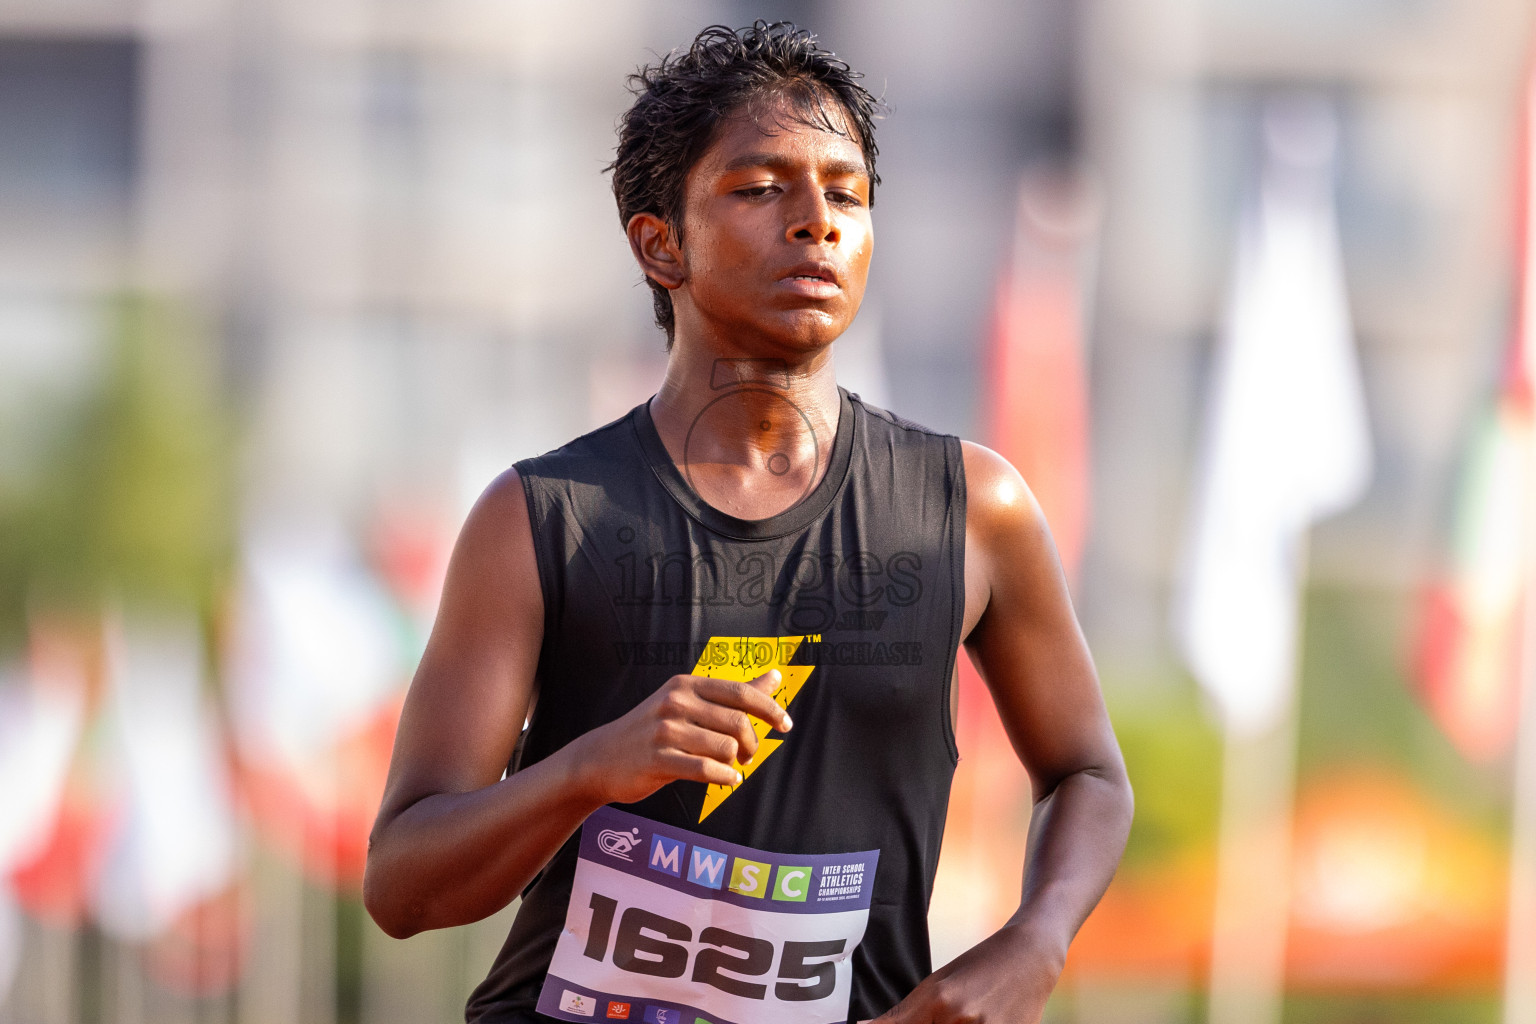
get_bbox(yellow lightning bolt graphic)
[692,634,819,822]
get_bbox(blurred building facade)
[2,0,1530,665]
[0,0,719,535]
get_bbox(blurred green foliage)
[1282,991,1499,1024]
[1099,578,1510,877]
[1101,662,1223,872]
[0,295,235,652]
[1296,585,1510,830]
[337,895,365,1024]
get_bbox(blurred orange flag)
[1068,770,1506,991]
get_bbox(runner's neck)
[648,348,842,522]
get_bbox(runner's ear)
[626,212,685,290]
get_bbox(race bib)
[536,806,880,1024]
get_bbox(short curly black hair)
[608,21,883,344]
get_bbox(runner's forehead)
[696,93,869,180]
[716,149,868,181]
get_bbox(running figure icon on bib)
[597,827,644,862]
[537,807,880,1024]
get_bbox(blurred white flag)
[92,610,237,940]
[228,524,403,769]
[0,664,84,874]
[1174,99,1373,736]
[224,523,409,884]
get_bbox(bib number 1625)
[582,893,845,1003]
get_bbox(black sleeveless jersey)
[466,388,966,1023]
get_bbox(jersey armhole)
[512,460,563,726]
[939,434,966,766]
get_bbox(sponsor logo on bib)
[560,990,596,1016]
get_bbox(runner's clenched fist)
[576,669,793,806]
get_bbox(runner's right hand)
[577,669,793,806]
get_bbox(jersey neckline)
[631,386,857,541]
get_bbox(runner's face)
[675,94,873,352]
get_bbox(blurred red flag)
[1414,61,1536,761]
[984,170,1096,581]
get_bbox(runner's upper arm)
[373,467,545,831]
[959,441,1122,798]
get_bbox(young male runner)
[364,22,1132,1024]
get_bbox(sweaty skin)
[364,94,1133,1024]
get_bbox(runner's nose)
[787,188,838,245]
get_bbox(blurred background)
[1,0,1534,1022]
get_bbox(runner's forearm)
[867,765,1132,1023]
[364,730,609,938]
[1004,765,1134,958]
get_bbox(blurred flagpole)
[0,639,86,1017]
[1174,95,1371,1024]
[1503,43,1536,1024]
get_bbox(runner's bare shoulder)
[379,469,544,808]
